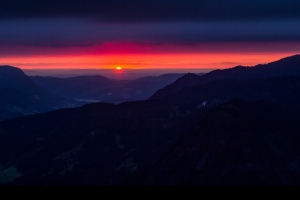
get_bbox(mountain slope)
[160,75,300,112]
[141,99,300,185]
[1,74,300,185]
[1,98,300,185]
[150,54,300,99]
[0,66,80,121]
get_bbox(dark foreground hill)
[31,73,186,104]
[150,54,300,99]
[0,66,81,121]
[1,74,300,185]
[161,75,300,110]
[142,99,300,185]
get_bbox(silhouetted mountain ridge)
[160,75,300,111]
[0,66,38,91]
[1,55,300,185]
[0,65,81,121]
[31,73,186,103]
[150,54,300,99]
[1,73,300,184]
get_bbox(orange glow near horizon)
[0,41,300,72]
[0,52,298,71]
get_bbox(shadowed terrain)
[31,73,187,104]
[1,72,300,185]
[1,55,300,185]
[151,54,300,99]
[0,66,82,121]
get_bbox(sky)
[1,0,300,75]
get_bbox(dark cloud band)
[0,19,300,47]
[1,0,300,22]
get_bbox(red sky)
[1,42,299,72]
[1,1,300,74]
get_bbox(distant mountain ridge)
[150,54,300,99]
[31,73,187,103]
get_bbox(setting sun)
[116,66,122,70]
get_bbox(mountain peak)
[0,65,81,121]
[148,73,200,99]
[0,65,25,75]
[176,73,201,85]
[0,65,33,88]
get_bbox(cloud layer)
[1,0,300,22]
[1,19,300,47]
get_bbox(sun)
[116,66,122,70]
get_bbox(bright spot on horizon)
[116,66,122,70]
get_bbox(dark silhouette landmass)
[0,66,82,121]
[150,54,300,99]
[1,72,300,184]
[1,55,300,185]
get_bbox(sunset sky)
[1,0,300,75]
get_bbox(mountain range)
[0,66,190,121]
[151,54,300,99]
[1,54,300,185]
[30,73,187,104]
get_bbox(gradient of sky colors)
[1,0,300,73]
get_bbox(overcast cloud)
[0,19,300,47]
[0,0,300,51]
[1,0,300,22]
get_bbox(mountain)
[31,73,186,104]
[1,98,300,185]
[1,73,300,185]
[150,54,300,99]
[141,99,300,185]
[160,75,300,110]
[0,66,81,121]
